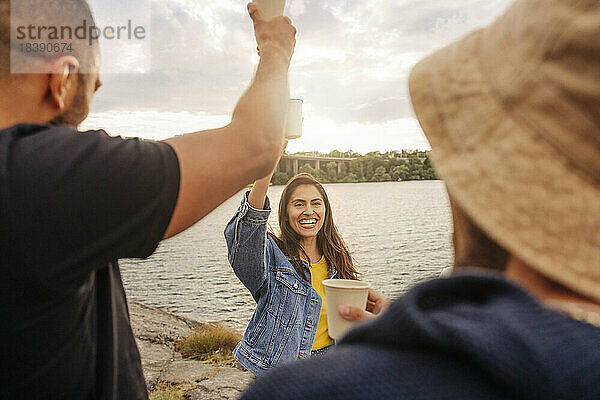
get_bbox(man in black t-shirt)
[0,0,296,398]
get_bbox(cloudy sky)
[80,0,513,154]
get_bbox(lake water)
[120,180,453,330]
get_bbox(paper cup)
[253,0,286,20]
[285,98,303,140]
[323,279,369,340]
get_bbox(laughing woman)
[224,166,361,374]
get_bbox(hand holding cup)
[248,2,296,64]
[253,0,286,20]
[323,279,370,340]
[338,289,391,322]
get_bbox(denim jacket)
[224,192,337,374]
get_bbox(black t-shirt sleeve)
[9,125,180,284]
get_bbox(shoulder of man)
[4,122,174,172]
[2,123,123,163]
[2,122,179,267]
[3,122,107,140]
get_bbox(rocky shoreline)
[129,302,254,399]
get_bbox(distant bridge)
[276,154,356,175]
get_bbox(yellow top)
[309,256,334,350]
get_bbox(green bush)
[271,172,289,186]
[342,173,359,183]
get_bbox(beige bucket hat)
[409,0,600,301]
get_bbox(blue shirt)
[224,192,337,374]
[240,272,600,399]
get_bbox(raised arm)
[162,3,296,239]
[224,144,286,298]
[248,140,287,210]
[247,173,273,210]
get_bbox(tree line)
[271,150,438,185]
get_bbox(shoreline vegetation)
[271,149,437,185]
[150,327,242,400]
[175,325,241,366]
[129,302,252,400]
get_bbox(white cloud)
[286,115,430,154]
[87,0,513,151]
[88,0,152,73]
[80,110,230,140]
[288,0,306,17]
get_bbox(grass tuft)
[149,382,193,400]
[175,324,242,366]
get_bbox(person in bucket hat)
[238,0,600,398]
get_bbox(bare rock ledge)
[129,302,254,399]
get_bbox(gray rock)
[161,360,216,384]
[130,302,204,344]
[129,301,251,399]
[186,387,217,400]
[135,338,173,388]
[188,368,255,399]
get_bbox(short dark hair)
[450,196,509,271]
[0,0,99,75]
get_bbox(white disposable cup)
[253,0,286,20]
[285,98,303,139]
[322,279,369,340]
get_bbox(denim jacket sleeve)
[224,191,272,299]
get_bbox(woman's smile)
[299,218,318,229]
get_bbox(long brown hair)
[269,173,359,281]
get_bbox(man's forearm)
[231,48,290,161]
[161,5,296,240]
[162,123,276,239]
[162,52,291,239]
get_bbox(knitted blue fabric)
[240,273,600,399]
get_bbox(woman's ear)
[48,56,80,110]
